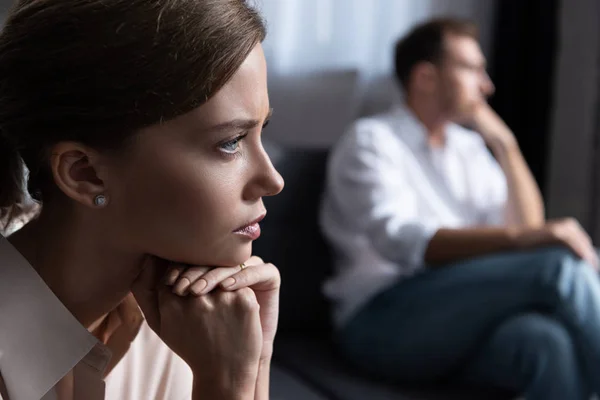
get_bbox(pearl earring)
[94,195,108,207]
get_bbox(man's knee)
[536,247,581,268]
[525,319,572,361]
[500,314,588,399]
[533,247,595,287]
[502,314,575,374]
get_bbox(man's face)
[437,33,495,122]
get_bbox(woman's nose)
[243,146,284,201]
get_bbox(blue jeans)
[337,247,600,400]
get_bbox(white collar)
[391,103,461,151]
[0,236,109,400]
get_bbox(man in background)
[320,18,600,399]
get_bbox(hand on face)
[469,102,517,148]
[131,256,264,382]
[166,256,281,360]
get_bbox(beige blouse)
[0,237,193,400]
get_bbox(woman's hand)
[167,256,281,360]
[131,256,262,399]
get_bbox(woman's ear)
[49,142,109,208]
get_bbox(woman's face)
[105,44,283,267]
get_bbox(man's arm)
[423,105,547,265]
[326,124,530,269]
[424,219,598,267]
[327,119,591,271]
[472,104,545,228]
[424,226,521,265]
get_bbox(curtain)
[488,0,559,197]
[545,0,600,238]
[255,0,497,147]
[259,0,496,76]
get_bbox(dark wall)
[488,0,559,198]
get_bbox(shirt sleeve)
[327,121,442,268]
[471,143,509,226]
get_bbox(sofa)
[258,143,517,400]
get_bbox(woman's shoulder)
[105,321,193,400]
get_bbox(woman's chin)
[226,244,253,266]
[181,247,252,268]
[147,239,253,268]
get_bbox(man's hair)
[394,18,479,90]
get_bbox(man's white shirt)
[320,104,508,327]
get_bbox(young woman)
[0,0,284,399]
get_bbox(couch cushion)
[274,337,517,400]
[253,145,334,335]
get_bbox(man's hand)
[470,102,517,149]
[470,102,546,227]
[517,218,599,269]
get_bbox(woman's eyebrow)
[206,108,273,134]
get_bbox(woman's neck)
[8,208,146,329]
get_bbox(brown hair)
[0,0,266,232]
[394,17,478,90]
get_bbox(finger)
[568,240,597,269]
[131,255,169,330]
[190,266,241,296]
[588,255,599,270]
[165,265,186,286]
[173,266,211,296]
[582,252,598,270]
[571,231,598,268]
[245,255,264,266]
[581,244,599,270]
[567,240,587,261]
[590,244,600,268]
[220,263,280,292]
[575,228,594,249]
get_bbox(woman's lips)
[233,223,261,240]
[233,213,265,240]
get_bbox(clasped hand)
[131,255,280,390]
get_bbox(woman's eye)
[219,135,246,154]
